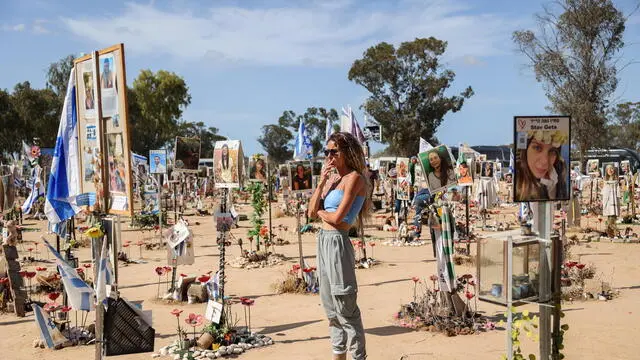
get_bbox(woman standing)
[308,132,370,360]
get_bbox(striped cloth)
[33,304,68,348]
[44,240,95,311]
[436,204,456,292]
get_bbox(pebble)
[206,353,216,359]
[151,354,161,358]
[173,355,180,360]
[193,351,201,357]
[219,346,226,353]
[215,351,222,357]
[257,341,264,347]
[232,348,243,354]
[160,348,168,356]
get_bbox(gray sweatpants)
[317,229,366,359]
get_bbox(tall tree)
[10,82,59,147]
[46,54,75,101]
[278,107,339,156]
[513,0,627,161]
[0,89,20,153]
[348,38,473,156]
[129,70,192,153]
[257,124,294,164]
[608,101,640,149]
[177,121,226,157]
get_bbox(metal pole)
[506,235,513,360]
[535,202,553,360]
[218,188,228,303]
[551,233,562,360]
[297,194,304,272]
[267,162,273,249]
[465,186,470,255]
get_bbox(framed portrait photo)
[620,160,631,176]
[174,136,201,173]
[586,159,600,177]
[288,161,313,192]
[418,145,457,194]
[513,115,571,202]
[602,162,619,181]
[248,155,267,183]
[213,140,243,188]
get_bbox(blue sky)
[1,0,640,156]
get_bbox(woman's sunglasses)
[324,149,339,157]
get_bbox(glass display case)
[477,230,548,306]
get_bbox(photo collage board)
[74,43,134,216]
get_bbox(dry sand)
[1,200,639,360]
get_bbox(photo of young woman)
[602,163,619,181]
[620,160,630,176]
[514,116,570,202]
[587,159,600,175]
[418,145,456,193]
[213,140,243,188]
[289,161,313,191]
[457,162,473,186]
[481,162,494,178]
[249,157,267,182]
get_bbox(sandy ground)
[1,199,639,360]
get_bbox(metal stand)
[535,202,553,360]
[218,188,229,303]
[465,186,471,254]
[296,193,304,273]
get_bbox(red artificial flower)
[429,275,438,282]
[155,267,165,276]
[36,267,47,272]
[163,266,172,272]
[576,264,586,270]
[241,298,255,306]
[27,248,34,252]
[369,242,376,247]
[259,226,269,237]
[469,280,476,287]
[48,292,61,301]
[26,271,36,279]
[565,261,577,268]
[179,273,188,277]
[310,266,317,271]
[43,302,59,312]
[19,271,28,277]
[461,274,473,279]
[76,268,84,274]
[83,264,92,269]
[170,309,183,317]
[411,277,420,283]
[303,268,312,273]
[465,291,475,300]
[136,241,145,246]
[292,264,301,271]
[184,313,204,327]
[60,306,72,313]
[197,275,211,283]
[0,277,9,284]
[122,244,130,248]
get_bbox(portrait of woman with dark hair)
[457,162,473,185]
[250,157,267,181]
[214,141,241,185]
[602,163,618,181]
[418,145,456,193]
[481,162,494,178]
[514,129,570,202]
[290,162,312,191]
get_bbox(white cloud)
[33,19,50,34]
[61,0,519,67]
[2,23,25,32]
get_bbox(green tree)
[0,89,20,153]
[608,101,640,149]
[348,38,473,157]
[278,107,339,156]
[46,54,75,102]
[177,121,226,157]
[513,0,627,161]
[129,70,192,153]
[257,124,294,164]
[10,82,59,147]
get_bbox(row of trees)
[0,57,224,157]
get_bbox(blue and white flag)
[509,148,514,174]
[293,120,313,160]
[33,304,68,348]
[95,237,114,307]
[43,239,95,311]
[22,166,45,214]
[325,118,333,143]
[45,68,81,224]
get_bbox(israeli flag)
[325,118,333,143]
[509,148,515,174]
[44,239,95,311]
[22,166,45,214]
[293,120,313,160]
[95,237,114,306]
[45,68,81,224]
[33,304,68,348]
[341,106,365,143]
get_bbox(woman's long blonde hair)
[327,132,372,229]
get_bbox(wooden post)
[296,194,304,273]
[267,161,273,249]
